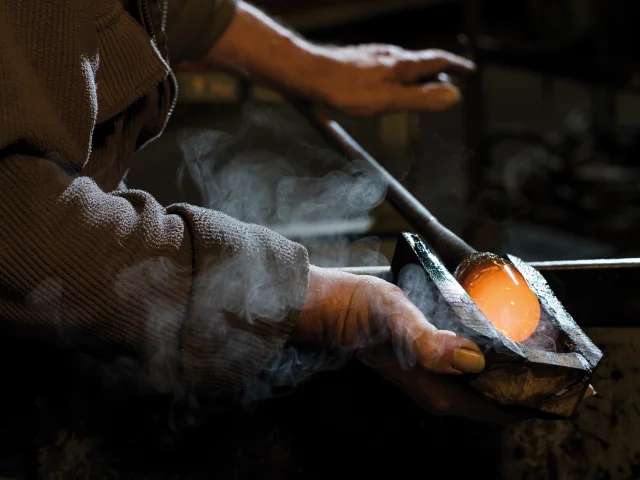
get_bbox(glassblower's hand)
[307,45,476,116]
[294,265,485,376]
[293,267,496,420]
[294,267,593,424]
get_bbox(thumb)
[385,302,485,375]
[412,329,486,375]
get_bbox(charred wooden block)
[390,232,603,418]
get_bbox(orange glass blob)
[455,253,541,343]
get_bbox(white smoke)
[175,106,389,404]
[521,310,559,352]
[112,257,188,393]
[392,262,510,364]
[176,107,388,268]
[171,104,558,414]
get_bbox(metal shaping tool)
[293,102,603,418]
[391,233,601,418]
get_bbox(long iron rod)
[292,104,640,276]
[292,101,475,272]
[332,258,640,277]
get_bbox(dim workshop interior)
[4,0,640,479]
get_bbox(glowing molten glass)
[455,254,541,343]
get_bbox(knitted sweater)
[0,0,309,397]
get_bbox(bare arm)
[200,1,476,115]
[202,2,322,97]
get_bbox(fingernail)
[452,348,485,373]
[584,385,596,400]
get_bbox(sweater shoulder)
[94,0,170,124]
[0,0,171,170]
[0,0,99,168]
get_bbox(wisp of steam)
[176,106,389,404]
[175,105,558,409]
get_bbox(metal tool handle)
[291,99,476,271]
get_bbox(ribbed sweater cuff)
[166,203,309,392]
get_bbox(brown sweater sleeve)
[165,0,238,63]
[0,0,308,394]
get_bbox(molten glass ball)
[455,253,541,343]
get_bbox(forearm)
[0,154,309,394]
[202,1,329,99]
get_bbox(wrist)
[204,1,336,101]
[292,266,356,345]
[263,39,338,102]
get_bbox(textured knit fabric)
[166,0,239,62]
[0,0,310,399]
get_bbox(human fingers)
[392,48,476,83]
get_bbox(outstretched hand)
[308,45,476,115]
[206,3,475,116]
